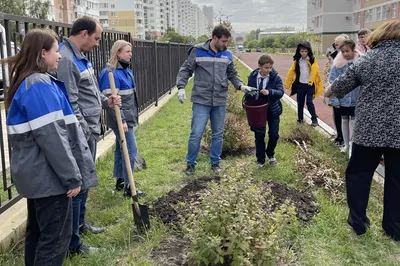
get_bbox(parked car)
[246,48,251,52]
[256,47,262,52]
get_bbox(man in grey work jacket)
[176,25,257,175]
[57,16,121,255]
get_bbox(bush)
[226,90,246,118]
[183,173,298,266]
[203,113,251,154]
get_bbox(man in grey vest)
[57,16,121,255]
[176,25,256,175]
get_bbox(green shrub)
[203,113,251,154]
[226,90,246,119]
[183,173,298,266]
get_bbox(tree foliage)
[0,0,50,20]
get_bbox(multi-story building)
[202,5,214,34]
[307,0,400,54]
[99,0,136,37]
[166,0,179,31]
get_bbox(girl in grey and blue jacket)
[4,29,96,266]
[329,39,362,155]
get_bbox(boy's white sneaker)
[269,157,277,166]
[340,146,349,153]
[257,163,265,168]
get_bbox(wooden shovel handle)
[108,72,138,197]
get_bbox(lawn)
[1,60,399,266]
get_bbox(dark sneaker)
[311,121,319,127]
[124,185,146,198]
[79,222,105,234]
[115,178,124,191]
[68,244,101,257]
[297,119,304,124]
[211,164,222,173]
[334,140,344,147]
[268,157,278,166]
[185,164,195,175]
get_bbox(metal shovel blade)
[132,202,150,233]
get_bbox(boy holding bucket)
[244,54,284,167]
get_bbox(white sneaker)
[257,163,264,168]
[340,146,349,153]
[269,157,278,166]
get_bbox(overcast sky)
[192,0,307,33]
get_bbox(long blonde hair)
[367,20,400,48]
[107,40,132,69]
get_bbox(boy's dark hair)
[258,54,274,65]
[339,39,356,50]
[212,25,231,38]
[71,16,99,36]
[358,28,372,36]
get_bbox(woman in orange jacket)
[284,41,324,126]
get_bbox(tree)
[244,40,259,48]
[246,28,261,41]
[197,34,209,43]
[0,0,50,20]
[162,28,193,44]
[259,36,277,48]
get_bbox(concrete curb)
[234,55,385,185]
[0,87,180,252]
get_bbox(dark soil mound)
[150,176,220,228]
[263,181,319,224]
[152,177,318,227]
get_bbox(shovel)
[108,72,150,232]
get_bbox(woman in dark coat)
[325,20,400,240]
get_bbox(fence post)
[169,42,172,94]
[178,43,180,65]
[154,40,159,107]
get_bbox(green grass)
[1,60,400,266]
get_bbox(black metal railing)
[0,13,189,214]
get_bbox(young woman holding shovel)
[98,40,144,198]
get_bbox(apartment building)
[307,0,400,54]
[99,0,137,37]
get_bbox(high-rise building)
[202,5,214,29]
[99,0,136,38]
[307,0,400,54]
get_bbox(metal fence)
[0,13,190,214]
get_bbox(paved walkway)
[235,52,334,129]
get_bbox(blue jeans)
[113,127,138,185]
[69,134,96,249]
[186,103,227,166]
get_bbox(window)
[383,5,388,20]
[392,3,397,18]
[111,12,116,16]
[376,6,382,21]
[111,20,115,25]
[111,4,115,8]
[368,8,374,22]
[100,11,108,16]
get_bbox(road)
[235,52,334,129]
